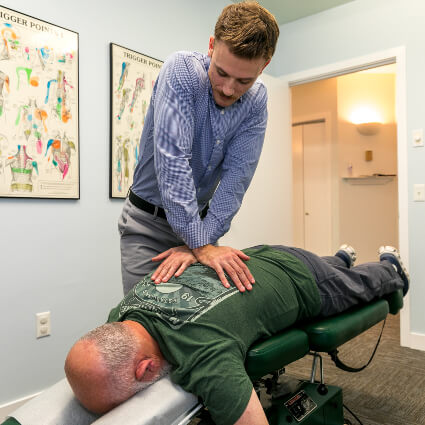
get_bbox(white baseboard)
[0,392,40,423]
[408,331,425,351]
[400,298,425,351]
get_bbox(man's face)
[207,37,268,108]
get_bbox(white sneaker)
[336,244,357,267]
[378,246,409,296]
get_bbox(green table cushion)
[302,299,389,352]
[384,289,404,314]
[246,328,309,381]
[1,418,21,425]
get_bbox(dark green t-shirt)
[108,246,320,424]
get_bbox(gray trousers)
[269,245,404,317]
[118,198,184,295]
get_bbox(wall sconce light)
[350,107,383,136]
[356,122,382,136]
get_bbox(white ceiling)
[233,0,356,26]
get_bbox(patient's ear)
[135,358,156,382]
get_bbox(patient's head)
[65,321,168,414]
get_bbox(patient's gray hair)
[79,322,145,403]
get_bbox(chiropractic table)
[2,289,403,425]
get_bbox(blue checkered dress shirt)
[132,51,268,249]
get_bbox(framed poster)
[110,43,162,198]
[0,6,79,199]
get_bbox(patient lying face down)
[65,321,170,414]
[65,244,408,425]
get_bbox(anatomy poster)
[110,43,162,198]
[0,7,79,199]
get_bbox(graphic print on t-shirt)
[119,263,238,329]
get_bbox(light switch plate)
[413,184,425,201]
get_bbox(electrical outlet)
[36,311,51,338]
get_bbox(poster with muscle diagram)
[0,6,79,199]
[110,43,162,198]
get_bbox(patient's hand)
[192,244,254,292]
[151,245,197,284]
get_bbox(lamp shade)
[356,122,382,136]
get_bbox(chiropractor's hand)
[151,245,197,284]
[192,244,254,292]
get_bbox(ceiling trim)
[288,57,396,87]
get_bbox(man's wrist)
[192,244,213,259]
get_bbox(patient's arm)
[235,389,268,425]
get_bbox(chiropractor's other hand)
[151,245,197,284]
[192,244,254,292]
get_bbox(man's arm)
[151,54,265,289]
[200,90,268,245]
[152,53,202,248]
[190,98,267,290]
[182,349,265,425]
[235,389,268,425]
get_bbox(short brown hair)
[214,1,280,61]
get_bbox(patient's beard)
[134,362,171,393]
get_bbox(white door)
[293,121,332,255]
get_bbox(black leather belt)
[129,188,209,219]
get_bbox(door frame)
[280,46,411,347]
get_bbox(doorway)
[292,119,332,256]
[291,64,399,264]
[281,47,410,347]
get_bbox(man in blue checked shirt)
[119,2,280,295]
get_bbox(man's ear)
[260,59,271,74]
[135,358,159,382]
[135,359,152,381]
[208,36,215,57]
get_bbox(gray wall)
[0,0,230,406]
[270,0,425,336]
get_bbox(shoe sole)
[338,244,357,266]
[378,246,409,295]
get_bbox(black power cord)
[332,319,387,425]
[329,318,386,373]
[344,403,364,425]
